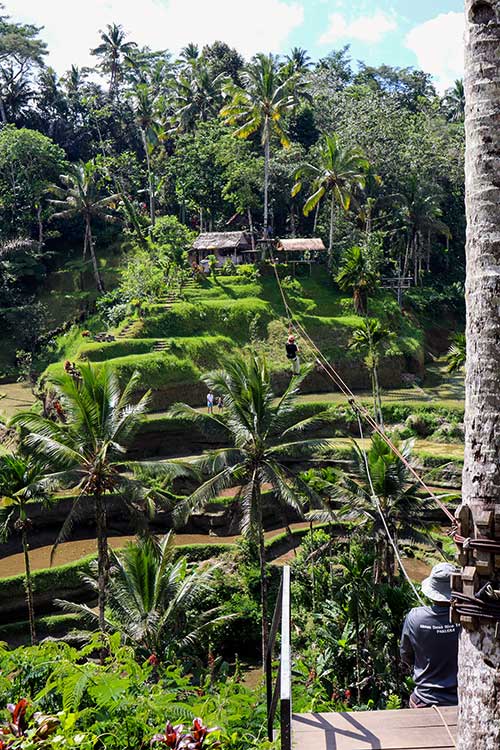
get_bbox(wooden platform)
[291,706,457,750]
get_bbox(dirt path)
[0,382,35,420]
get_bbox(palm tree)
[444,78,465,122]
[333,434,434,584]
[172,62,226,133]
[11,364,152,634]
[445,333,466,373]
[0,454,50,644]
[91,23,137,96]
[400,175,451,284]
[57,533,222,661]
[48,161,121,292]
[168,354,327,664]
[221,53,306,233]
[284,47,312,74]
[458,5,500,745]
[131,84,162,228]
[349,318,392,427]
[336,245,380,314]
[292,133,369,259]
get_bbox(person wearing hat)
[285,334,300,374]
[400,562,460,708]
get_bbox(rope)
[354,411,425,606]
[271,261,457,528]
[432,705,457,748]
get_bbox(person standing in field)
[207,391,214,414]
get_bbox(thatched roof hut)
[191,231,252,252]
[276,238,326,252]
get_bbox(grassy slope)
[41,269,424,401]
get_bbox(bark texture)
[459,2,500,747]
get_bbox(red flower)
[7,699,28,736]
[151,722,183,748]
[344,689,352,701]
[147,653,160,667]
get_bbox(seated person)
[400,562,460,707]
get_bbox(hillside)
[40,267,425,410]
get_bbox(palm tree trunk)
[87,219,104,293]
[372,365,384,428]
[141,129,155,228]
[36,204,43,248]
[255,479,269,668]
[22,527,36,645]
[95,490,109,634]
[263,120,270,234]
[247,207,255,252]
[457,4,500,748]
[0,96,7,124]
[313,202,320,233]
[328,193,335,263]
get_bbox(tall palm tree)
[48,161,121,292]
[131,84,162,228]
[336,245,380,314]
[400,175,451,284]
[444,78,465,122]
[57,533,222,662]
[11,364,152,634]
[221,53,306,233]
[292,133,369,259]
[0,454,50,645]
[91,23,137,97]
[458,4,500,746]
[172,62,226,133]
[168,354,327,664]
[333,434,434,584]
[284,47,312,75]
[349,318,392,427]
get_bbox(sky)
[5,0,465,92]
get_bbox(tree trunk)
[87,219,104,293]
[372,364,384,428]
[256,481,269,668]
[22,527,36,645]
[263,125,270,235]
[247,207,255,251]
[313,202,320,233]
[458,3,500,748]
[0,96,7,123]
[36,204,43,248]
[141,129,155,228]
[95,490,109,635]
[328,193,335,266]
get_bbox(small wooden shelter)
[189,231,255,266]
[275,237,326,273]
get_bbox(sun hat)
[421,562,459,603]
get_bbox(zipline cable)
[354,410,425,606]
[270,260,457,528]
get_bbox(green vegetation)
[0,7,470,745]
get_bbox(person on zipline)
[285,334,300,374]
[400,562,460,708]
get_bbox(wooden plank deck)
[292,706,457,750]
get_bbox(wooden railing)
[266,565,292,750]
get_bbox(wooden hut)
[275,237,326,273]
[189,231,255,268]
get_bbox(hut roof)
[276,238,326,252]
[191,231,252,251]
